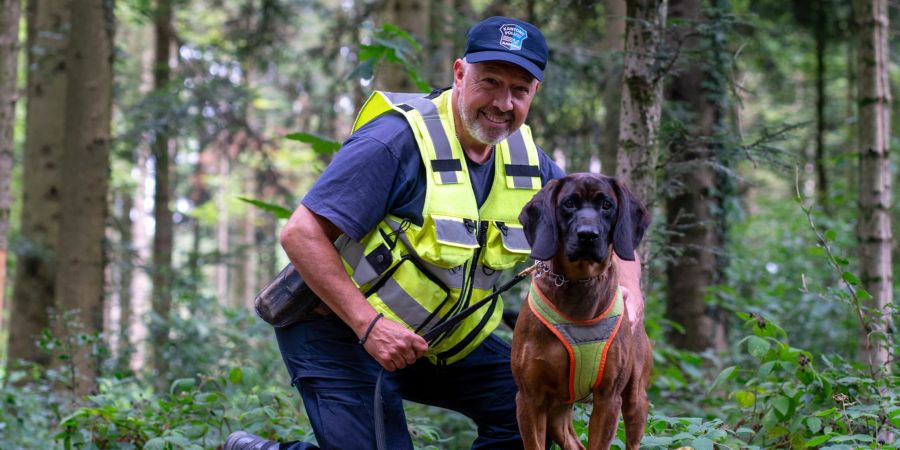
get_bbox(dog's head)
[519,173,650,263]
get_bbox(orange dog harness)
[527,279,625,403]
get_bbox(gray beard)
[457,92,511,146]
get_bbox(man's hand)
[360,314,429,371]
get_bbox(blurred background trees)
[0,0,897,447]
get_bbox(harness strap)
[528,279,625,403]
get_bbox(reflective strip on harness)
[554,316,620,344]
[404,97,460,185]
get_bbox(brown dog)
[512,173,652,450]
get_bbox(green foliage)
[351,23,431,93]
[54,368,312,449]
[284,132,342,156]
[237,197,293,219]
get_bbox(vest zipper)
[435,220,489,365]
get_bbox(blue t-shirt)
[302,112,565,241]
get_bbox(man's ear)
[519,178,561,261]
[609,177,650,261]
[452,58,466,87]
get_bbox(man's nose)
[492,89,513,111]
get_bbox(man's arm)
[614,254,645,331]
[280,205,428,371]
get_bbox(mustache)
[481,107,514,121]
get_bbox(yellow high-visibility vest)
[337,89,541,365]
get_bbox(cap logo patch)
[499,24,527,51]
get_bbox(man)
[227,16,643,450]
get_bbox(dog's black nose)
[576,227,599,242]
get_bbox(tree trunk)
[215,153,230,305]
[151,0,174,378]
[54,0,114,395]
[814,1,829,212]
[0,0,21,336]
[426,0,454,89]
[616,0,667,267]
[600,0,626,175]
[375,0,429,91]
[854,0,892,374]
[663,0,728,352]
[7,0,69,370]
[116,191,135,373]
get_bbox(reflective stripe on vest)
[527,281,625,403]
[338,89,542,365]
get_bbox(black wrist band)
[359,313,384,345]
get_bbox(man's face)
[454,60,540,146]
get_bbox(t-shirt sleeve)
[537,146,566,184]
[301,122,409,241]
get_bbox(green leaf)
[347,58,375,81]
[747,336,770,358]
[830,434,874,443]
[690,437,714,450]
[381,23,422,51]
[772,396,791,417]
[170,378,196,395]
[145,437,167,450]
[890,408,900,427]
[285,132,341,155]
[708,365,736,393]
[824,229,837,241]
[733,390,756,408]
[841,271,859,286]
[358,44,384,61]
[806,434,834,446]
[806,417,822,434]
[757,361,777,380]
[237,197,292,219]
[640,436,674,446]
[229,367,243,384]
[856,288,872,300]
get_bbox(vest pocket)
[481,221,531,269]
[409,214,478,269]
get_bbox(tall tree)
[0,0,21,333]
[7,0,69,370]
[853,0,892,374]
[54,0,114,394]
[150,0,174,378]
[616,0,668,264]
[663,0,728,352]
[600,0,626,175]
[375,0,429,91]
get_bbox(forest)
[0,0,897,448]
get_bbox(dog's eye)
[601,200,613,210]
[563,199,575,209]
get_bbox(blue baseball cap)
[464,16,548,82]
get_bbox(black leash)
[373,263,537,450]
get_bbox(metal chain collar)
[534,260,610,287]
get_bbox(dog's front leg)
[516,391,549,450]
[586,395,622,450]
[547,403,585,450]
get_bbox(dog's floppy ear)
[610,178,650,261]
[518,178,561,261]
